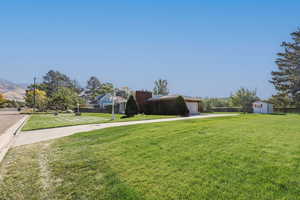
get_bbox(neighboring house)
[134,91,201,115]
[96,94,127,114]
[252,101,273,114]
[116,86,131,99]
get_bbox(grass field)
[22,113,177,131]
[1,114,300,199]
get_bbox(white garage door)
[186,102,199,115]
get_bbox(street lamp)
[33,77,36,113]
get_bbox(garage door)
[186,102,199,115]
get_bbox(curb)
[0,115,30,163]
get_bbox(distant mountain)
[0,79,27,102]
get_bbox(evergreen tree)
[271,29,300,106]
[125,95,138,117]
[176,96,189,116]
[42,70,81,96]
[85,76,102,102]
[153,79,169,95]
[268,93,291,108]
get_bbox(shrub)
[176,96,189,116]
[125,95,138,117]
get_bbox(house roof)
[253,100,273,105]
[96,94,106,100]
[96,93,127,103]
[147,95,201,102]
[114,96,127,103]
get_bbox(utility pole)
[111,85,115,120]
[33,77,37,112]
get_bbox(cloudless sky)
[1,0,300,98]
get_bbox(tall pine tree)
[42,70,81,96]
[271,29,300,106]
[85,76,102,102]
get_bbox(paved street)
[0,111,27,162]
[0,111,23,136]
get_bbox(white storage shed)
[252,101,273,114]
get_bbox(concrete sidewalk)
[13,114,238,147]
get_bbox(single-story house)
[252,101,273,114]
[95,94,127,114]
[133,90,202,115]
[146,95,201,115]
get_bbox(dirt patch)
[0,141,59,199]
[38,142,52,191]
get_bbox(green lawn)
[1,114,300,199]
[22,113,177,131]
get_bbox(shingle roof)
[147,95,201,102]
[253,100,273,104]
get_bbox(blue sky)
[1,0,300,98]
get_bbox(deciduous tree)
[99,82,113,95]
[268,94,291,108]
[153,79,169,95]
[230,88,259,113]
[0,93,7,107]
[25,89,48,111]
[49,87,81,111]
